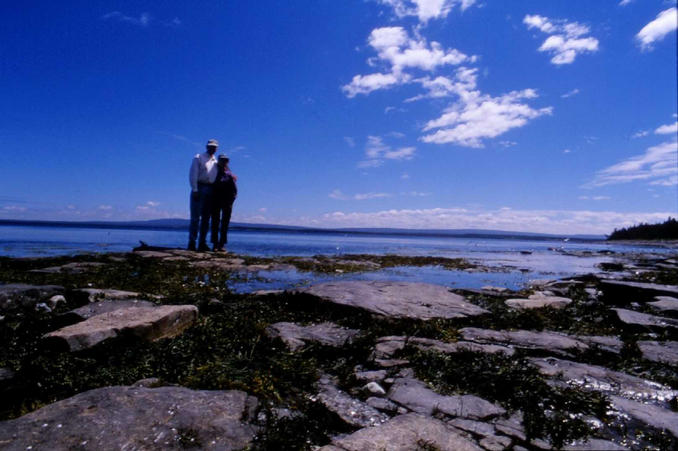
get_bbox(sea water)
[1,224,674,291]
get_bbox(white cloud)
[401,173,411,179]
[344,136,356,147]
[636,8,677,50]
[360,135,417,166]
[329,189,392,200]
[315,206,672,235]
[587,140,678,187]
[98,205,113,210]
[329,189,348,200]
[632,130,649,139]
[579,196,610,201]
[655,122,678,135]
[420,68,552,147]
[377,0,477,24]
[2,205,27,212]
[619,0,634,6]
[561,88,580,98]
[102,11,151,27]
[404,191,431,196]
[563,149,571,154]
[523,14,599,64]
[146,201,160,207]
[343,72,407,97]
[342,27,474,98]
[499,141,517,148]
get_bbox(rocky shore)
[0,248,677,450]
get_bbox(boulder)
[265,322,360,351]
[0,283,64,313]
[610,395,678,439]
[319,413,483,451]
[315,375,389,428]
[67,299,157,321]
[387,377,505,420]
[459,328,588,356]
[648,296,678,313]
[637,340,678,365]
[528,357,678,402]
[612,308,678,330]
[0,386,258,450]
[45,305,198,351]
[299,281,488,320]
[505,294,572,310]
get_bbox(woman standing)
[211,155,238,252]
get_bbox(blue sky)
[1,0,676,234]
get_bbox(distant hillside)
[608,218,678,241]
[0,218,605,241]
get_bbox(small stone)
[479,435,512,451]
[354,369,387,383]
[365,397,400,413]
[266,322,360,352]
[364,382,386,396]
[48,295,66,309]
[34,303,52,313]
[316,374,389,428]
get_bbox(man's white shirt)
[189,152,217,192]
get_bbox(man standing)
[188,139,218,251]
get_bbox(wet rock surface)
[266,321,360,351]
[0,386,258,450]
[314,374,389,428]
[637,340,678,365]
[299,281,489,319]
[319,413,483,451]
[66,299,157,320]
[45,305,199,351]
[505,293,572,310]
[613,308,678,329]
[459,327,589,355]
[387,377,505,420]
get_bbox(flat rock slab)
[575,335,624,354]
[637,340,678,365]
[648,296,678,313]
[299,281,488,320]
[315,375,389,428]
[529,357,678,402]
[460,327,589,356]
[45,305,198,351]
[373,336,514,360]
[505,294,572,310]
[600,280,678,301]
[319,413,483,451]
[0,283,64,313]
[610,395,678,439]
[0,386,258,450]
[67,299,157,321]
[29,262,106,274]
[612,308,678,329]
[75,287,161,302]
[387,377,505,420]
[266,322,360,351]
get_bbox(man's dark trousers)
[189,183,213,248]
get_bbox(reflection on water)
[226,265,559,294]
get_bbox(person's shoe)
[197,243,210,252]
[187,242,196,251]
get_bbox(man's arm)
[189,156,200,192]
